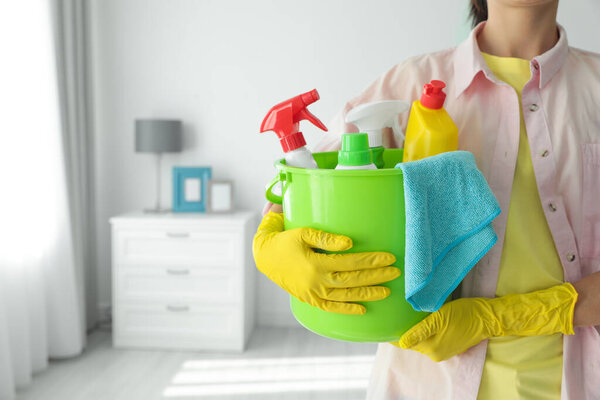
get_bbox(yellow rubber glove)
[253,212,400,315]
[395,282,578,362]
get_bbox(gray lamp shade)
[135,119,183,153]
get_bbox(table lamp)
[135,119,183,213]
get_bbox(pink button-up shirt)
[316,22,600,400]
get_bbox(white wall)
[89,0,600,326]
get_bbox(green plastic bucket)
[265,149,429,342]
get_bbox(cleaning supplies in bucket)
[335,133,377,170]
[345,100,410,168]
[402,80,458,162]
[260,88,484,342]
[396,151,501,312]
[260,89,328,169]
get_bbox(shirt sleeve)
[314,59,422,153]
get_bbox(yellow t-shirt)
[477,53,565,400]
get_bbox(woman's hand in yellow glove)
[394,283,578,362]
[253,212,400,315]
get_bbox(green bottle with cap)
[335,133,378,170]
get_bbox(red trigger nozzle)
[260,89,328,153]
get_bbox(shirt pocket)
[582,143,600,259]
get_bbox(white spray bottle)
[345,100,410,168]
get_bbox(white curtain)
[0,1,92,399]
[52,0,97,331]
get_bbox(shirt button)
[541,150,549,157]
[549,203,557,212]
[567,253,576,262]
[532,62,539,70]
[529,104,539,112]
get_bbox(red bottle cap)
[280,132,307,153]
[420,80,447,109]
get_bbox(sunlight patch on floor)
[163,355,374,398]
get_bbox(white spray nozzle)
[345,100,410,147]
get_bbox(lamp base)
[143,207,171,214]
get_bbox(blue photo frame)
[172,167,212,212]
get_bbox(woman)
[253,1,600,398]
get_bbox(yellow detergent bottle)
[402,80,458,162]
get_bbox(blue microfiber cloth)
[395,151,501,312]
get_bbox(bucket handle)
[265,172,287,205]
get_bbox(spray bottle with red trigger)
[260,89,328,169]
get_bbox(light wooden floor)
[16,327,378,400]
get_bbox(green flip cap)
[338,133,374,166]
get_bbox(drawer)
[113,229,240,267]
[114,303,241,345]
[116,266,240,303]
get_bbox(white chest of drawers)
[110,211,257,352]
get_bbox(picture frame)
[206,180,234,213]
[172,167,212,212]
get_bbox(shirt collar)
[452,21,569,99]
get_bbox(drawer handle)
[166,305,190,312]
[166,232,190,238]
[167,268,190,276]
